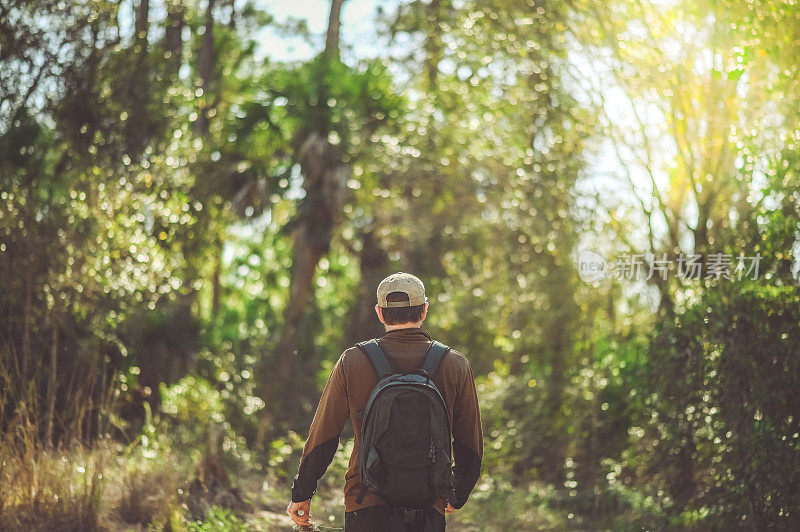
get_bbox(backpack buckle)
[400,507,423,525]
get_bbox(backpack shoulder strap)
[421,340,450,378]
[356,339,395,380]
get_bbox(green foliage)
[625,282,800,529]
[266,55,405,147]
[187,506,247,532]
[159,375,256,466]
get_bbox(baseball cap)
[377,272,427,308]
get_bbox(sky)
[256,0,396,63]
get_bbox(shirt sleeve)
[450,361,483,509]
[290,353,350,502]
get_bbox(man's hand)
[445,502,456,514]
[287,499,311,526]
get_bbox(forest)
[1,0,799,530]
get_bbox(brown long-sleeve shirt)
[290,327,483,517]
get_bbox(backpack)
[355,338,455,507]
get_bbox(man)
[287,272,483,531]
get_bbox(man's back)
[343,328,482,515]
[290,328,482,519]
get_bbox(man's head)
[375,272,429,329]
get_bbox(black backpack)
[355,338,455,507]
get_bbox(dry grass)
[0,344,182,531]
[0,353,262,531]
[0,410,185,532]
[0,436,184,531]
[0,435,105,531]
[112,468,179,529]
[1,354,102,530]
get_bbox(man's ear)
[420,302,429,321]
[375,304,385,324]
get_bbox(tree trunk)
[196,0,216,134]
[227,0,237,30]
[271,132,349,382]
[347,228,389,344]
[325,0,344,60]
[256,0,349,435]
[45,321,58,447]
[135,0,150,42]
[199,0,215,87]
[424,0,443,92]
[272,229,323,376]
[212,239,222,315]
[126,0,150,153]
[164,0,184,78]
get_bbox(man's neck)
[383,322,424,332]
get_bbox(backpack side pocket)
[430,448,452,493]
[364,445,386,490]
